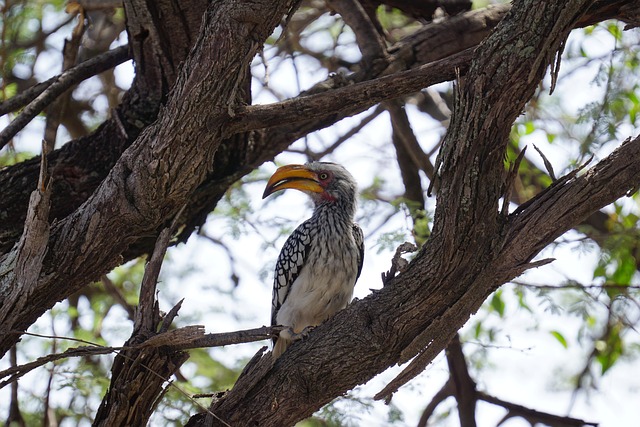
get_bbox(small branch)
[386,99,436,179]
[135,205,185,336]
[0,325,282,390]
[533,144,557,181]
[315,104,385,159]
[101,275,136,320]
[43,5,87,152]
[511,279,640,291]
[135,226,173,336]
[6,346,25,427]
[0,344,118,389]
[381,242,418,285]
[512,153,594,217]
[479,391,598,427]
[386,100,429,236]
[501,146,527,217]
[173,325,284,350]
[326,0,388,69]
[0,45,130,148]
[224,48,473,136]
[0,141,52,336]
[416,378,454,427]
[446,335,477,427]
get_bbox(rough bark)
[1,1,630,258]
[93,226,188,427]
[0,0,208,254]
[183,1,640,425]
[0,0,298,357]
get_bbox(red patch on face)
[321,192,337,202]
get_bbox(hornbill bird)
[263,162,364,359]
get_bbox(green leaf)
[611,253,635,285]
[607,22,623,41]
[593,264,607,279]
[490,290,505,318]
[546,132,556,143]
[474,321,483,340]
[524,121,535,135]
[550,330,568,349]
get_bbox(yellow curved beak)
[262,164,323,199]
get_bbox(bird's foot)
[281,325,316,342]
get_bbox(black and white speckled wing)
[271,219,314,327]
[352,223,364,282]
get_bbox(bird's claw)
[281,325,316,342]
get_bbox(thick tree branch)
[446,335,476,427]
[0,0,299,358]
[181,2,640,425]
[225,49,471,136]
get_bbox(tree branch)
[225,49,472,136]
[327,0,388,68]
[182,2,640,425]
[0,325,282,389]
[446,335,477,427]
[479,392,598,427]
[0,0,299,358]
[0,45,130,148]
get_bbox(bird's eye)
[318,172,329,180]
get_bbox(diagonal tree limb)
[43,6,87,153]
[386,99,428,221]
[0,0,301,359]
[224,49,472,136]
[0,143,52,339]
[0,45,130,149]
[0,45,130,117]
